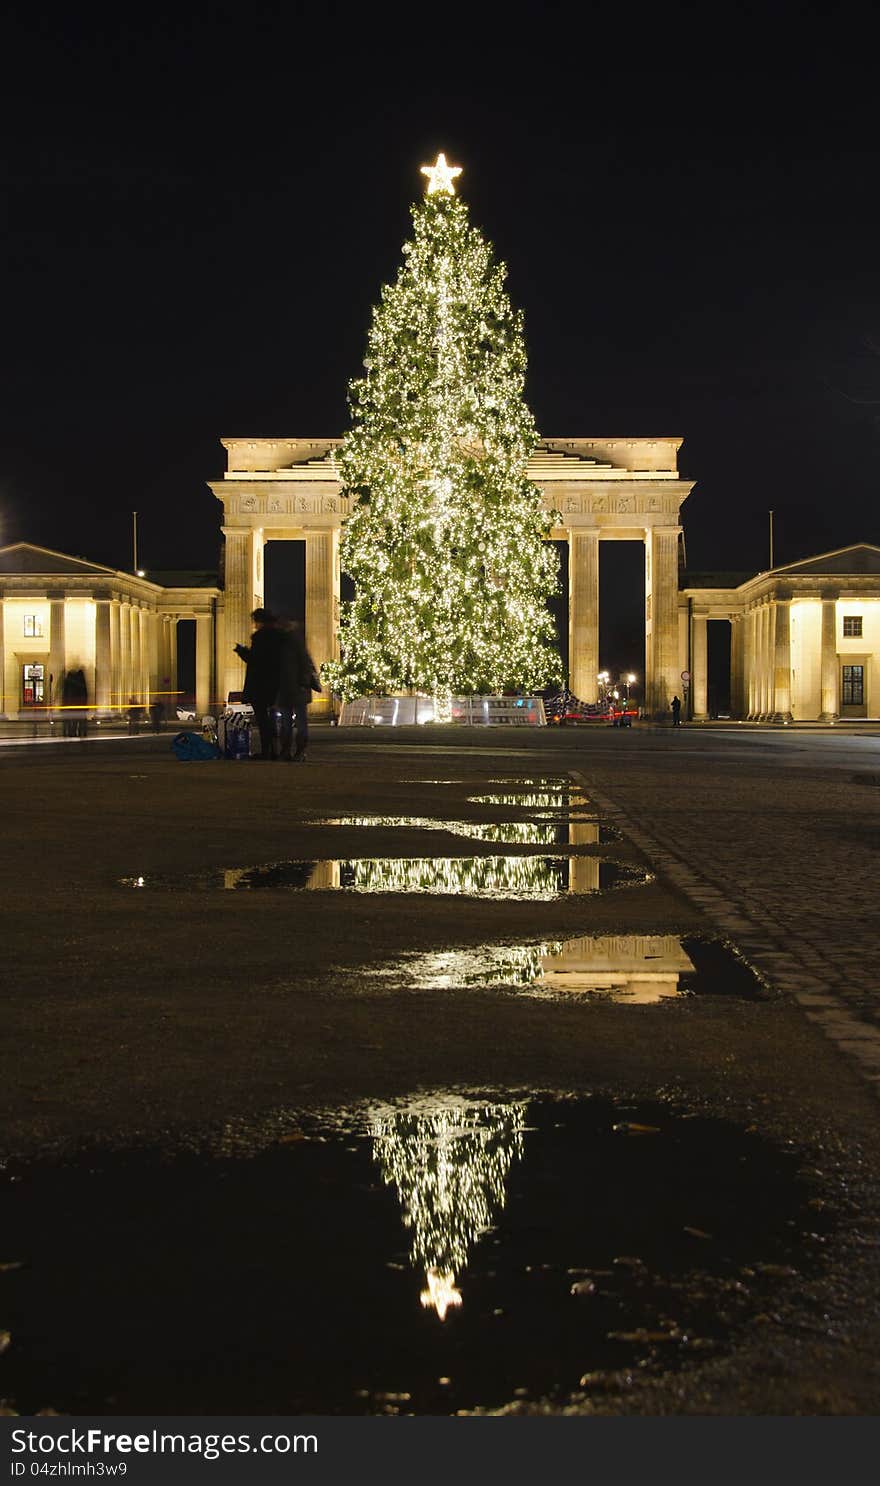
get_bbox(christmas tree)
[324,154,562,705]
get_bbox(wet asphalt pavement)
[1,724,879,1415]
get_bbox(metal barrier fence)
[338,695,547,726]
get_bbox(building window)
[22,663,45,705]
[843,616,863,638]
[23,614,43,638]
[842,664,864,705]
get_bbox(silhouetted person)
[276,619,321,761]
[234,608,285,759]
[128,696,145,733]
[149,697,165,732]
[671,694,682,727]
[62,668,88,736]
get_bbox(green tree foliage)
[324,169,562,701]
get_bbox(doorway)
[176,620,195,710]
[841,663,867,718]
[707,620,732,717]
[598,542,646,707]
[265,541,306,625]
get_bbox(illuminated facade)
[0,544,220,718]
[2,519,877,725]
[682,545,880,721]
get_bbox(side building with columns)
[681,545,880,721]
[0,544,222,719]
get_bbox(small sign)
[681,670,691,682]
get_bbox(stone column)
[222,529,255,702]
[158,616,174,702]
[213,601,225,713]
[137,608,147,702]
[771,596,793,722]
[646,527,681,714]
[305,531,338,717]
[569,529,599,703]
[692,610,709,720]
[118,600,132,707]
[763,604,774,718]
[48,598,66,711]
[95,600,112,712]
[758,604,770,719]
[820,595,839,720]
[195,614,212,716]
[147,612,160,699]
[110,601,122,718]
[730,615,744,718]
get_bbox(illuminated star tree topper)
[420,151,463,195]
[323,154,562,703]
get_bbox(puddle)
[310,817,618,847]
[122,857,648,898]
[370,935,764,1001]
[487,777,575,787]
[403,777,573,789]
[469,791,591,811]
[0,1093,828,1415]
[403,779,466,786]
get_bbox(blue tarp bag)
[171,731,221,761]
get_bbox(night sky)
[2,4,879,671]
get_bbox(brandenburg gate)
[212,436,693,714]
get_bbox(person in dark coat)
[670,694,682,727]
[234,609,285,759]
[62,667,88,736]
[276,619,321,761]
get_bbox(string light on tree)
[324,154,562,705]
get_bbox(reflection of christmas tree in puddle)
[310,815,581,846]
[468,789,590,810]
[370,1099,526,1320]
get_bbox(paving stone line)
[572,768,880,1099]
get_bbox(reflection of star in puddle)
[420,1268,462,1320]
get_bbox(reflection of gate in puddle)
[538,935,696,1001]
[197,851,645,897]
[220,855,615,897]
[379,933,696,998]
[370,1099,526,1320]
